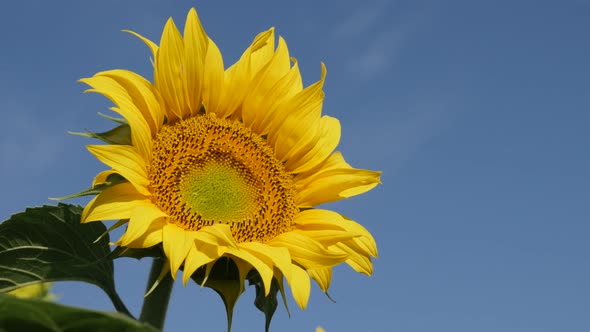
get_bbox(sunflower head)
[79,7,381,318]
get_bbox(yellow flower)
[80,8,380,310]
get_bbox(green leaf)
[0,203,130,316]
[68,123,131,145]
[0,294,158,332]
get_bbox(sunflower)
[80,8,381,310]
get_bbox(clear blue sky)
[1,1,589,331]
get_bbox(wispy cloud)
[379,96,455,173]
[331,0,390,39]
[329,1,428,80]
[348,25,410,79]
[343,91,460,175]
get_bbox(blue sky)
[1,1,589,331]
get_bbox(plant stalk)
[139,258,174,330]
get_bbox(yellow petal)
[92,169,118,188]
[269,64,326,162]
[97,70,163,134]
[274,269,292,317]
[239,242,292,281]
[226,247,274,296]
[293,209,377,257]
[246,58,303,135]
[291,229,359,247]
[156,18,188,119]
[162,223,195,279]
[268,232,347,270]
[218,56,250,118]
[285,116,340,174]
[82,182,149,222]
[202,38,224,114]
[195,223,238,249]
[182,244,221,285]
[249,27,275,75]
[257,35,289,82]
[126,218,167,249]
[288,264,310,310]
[241,36,290,130]
[295,150,347,178]
[144,261,170,298]
[200,261,216,287]
[80,76,153,160]
[217,28,273,118]
[87,145,150,196]
[332,241,373,275]
[183,8,208,116]
[339,215,378,258]
[123,30,159,58]
[307,267,332,293]
[292,209,346,231]
[118,204,167,247]
[294,152,381,207]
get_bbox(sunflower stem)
[140,258,174,330]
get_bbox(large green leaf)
[0,294,157,332]
[0,203,129,315]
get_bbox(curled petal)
[295,152,381,207]
[79,76,153,160]
[97,69,163,134]
[269,64,327,162]
[196,224,238,249]
[307,267,332,293]
[82,182,149,222]
[268,232,347,270]
[331,241,374,275]
[118,204,167,247]
[285,116,340,174]
[123,30,159,58]
[126,218,167,249]
[182,243,220,285]
[226,247,274,296]
[87,145,150,196]
[239,242,292,281]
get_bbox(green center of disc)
[179,160,259,223]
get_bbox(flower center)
[179,160,259,222]
[148,113,297,243]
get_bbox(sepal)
[68,123,131,145]
[50,173,126,201]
